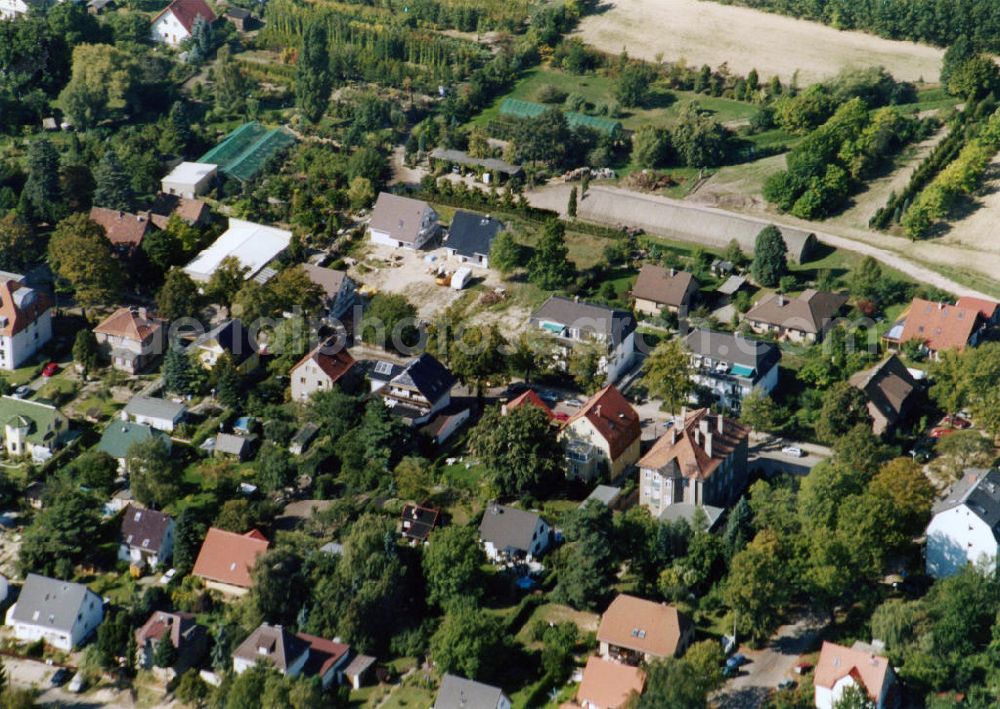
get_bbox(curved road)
[526,183,998,300]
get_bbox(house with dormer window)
[5,574,103,651]
[118,505,174,569]
[596,594,692,666]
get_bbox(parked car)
[726,653,748,670]
[41,362,59,377]
[793,662,813,675]
[68,672,85,693]
[12,385,31,399]
[778,679,797,690]
[159,568,177,585]
[781,446,804,458]
[938,414,971,430]
[50,668,71,686]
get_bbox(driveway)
[749,435,830,477]
[4,654,156,707]
[714,613,826,709]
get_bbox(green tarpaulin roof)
[198,121,296,183]
[499,98,623,136]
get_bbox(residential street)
[714,613,826,708]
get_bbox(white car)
[68,672,85,693]
[159,568,177,585]
[781,446,804,458]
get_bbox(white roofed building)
[183,218,292,283]
[161,162,217,199]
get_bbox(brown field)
[576,0,944,84]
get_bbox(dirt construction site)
[349,242,533,333]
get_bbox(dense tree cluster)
[703,0,1000,52]
[764,98,921,218]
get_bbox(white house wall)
[926,505,998,578]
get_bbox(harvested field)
[932,152,1000,256]
[577,0,944,84]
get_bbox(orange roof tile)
[577,656,645,709]
[638,409,749,481]
[504,389,555,420]
[291,342,356,385]
[898,298,980,353]
[955,296,999,322]
[814,641,891,702]
[565,385,640,460]
[192,527,269,589]
[0,278,51,337]
[94,307,164,343]
[596,594,691,659]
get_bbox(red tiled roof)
[152,0,217,33]
[638,409,749,481]
[898,298,980,353]
[504,389,555,420]
[291,343,357,385]
[0,278,51,337]
[955,296,999,321]
[577,656,645,709]
[94,307,164,343]
[565,385,640,460]
[296,632,350,678]
[192,527,269,589]
[814,641,891,701]
[88,207,153,250]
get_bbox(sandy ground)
[576,0,944,84]
[931,152,1000,255]
[351,243,531,332]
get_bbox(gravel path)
[527,183,999,300]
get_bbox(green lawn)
[897,86,961,115]
[468,66,758,133]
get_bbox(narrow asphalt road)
[714,612,826,709]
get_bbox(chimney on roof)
[574,295,579,303]
[777,294,785,306]
[705,431,713,457]
[699,418,710,436]
[595,404,602,417]
[669,267,676,277]
[138,307,147,321]
[938,301,944,310]
[670,427,678,444]
[717,413,725,434]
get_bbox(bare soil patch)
[932,152,1000,256]
[577,0,944,84]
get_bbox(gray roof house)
[233,624,310,677]
[683,328,781,413]
[434,674,511,709]
[444,211,503,269]
[368,193,439,250]
[379,354,456,426]
[926,468,1000,579]
[123,395,187,432]
[6,574,104,651]
[301,263,357,320]
[530,296,638,385]
[212,432,257,461]
[478,504,552,563]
